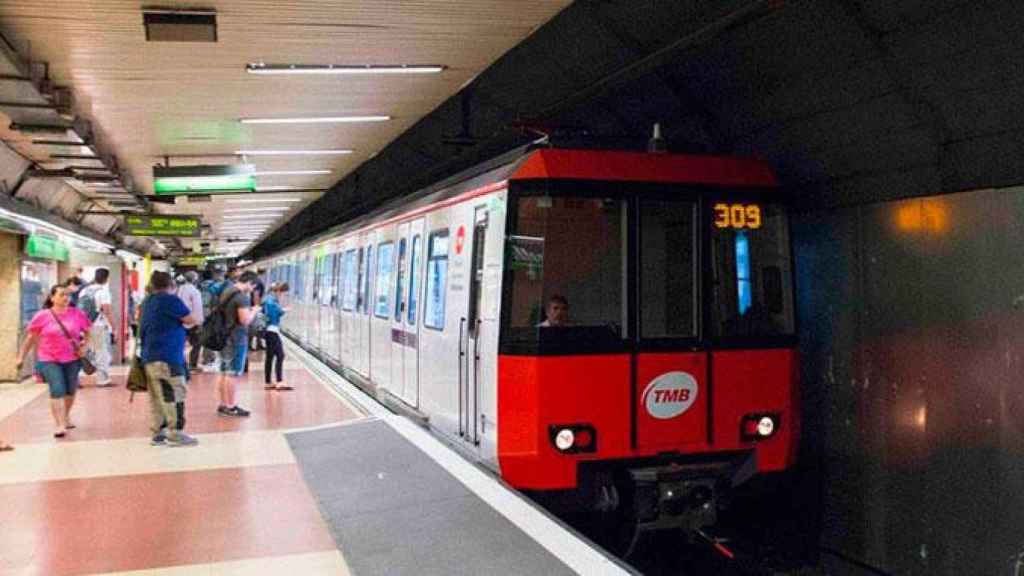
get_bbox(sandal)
[54,430,66,438]
[0,444,13,452]
[66,424,77,430]
[276,385,294,391]
[264,385,276,390]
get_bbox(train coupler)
[629,464,719,532]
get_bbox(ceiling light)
[225,198,304,204]
[240,116,390,124]
[246,63,445,75]
[222,215,279,221]
[221,208,291,214]
[236,150,352,156]
[153,164,255,195]
[253,170,331,176]
[143,8,217,43]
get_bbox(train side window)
[424,230,449,330]
[408,234,421,325]
[363,245,373,316]
[394,238,407,321]
[342,250,357,311]
[374,242,395,318]
[355,247,365,313]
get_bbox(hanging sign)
[24,234,69,262]
[123,215,202,237]
[175,255,207,267]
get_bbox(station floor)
[0,355,362,576]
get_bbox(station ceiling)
[0,1,1020,260]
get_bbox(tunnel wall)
[793,186,1024,575]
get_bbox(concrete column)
[0,233,21,382]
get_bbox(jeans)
[264,331,284,384]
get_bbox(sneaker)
[226,406,250,417]
[166,433,199,447]
[150,433,167,446]
[217,405,232,416]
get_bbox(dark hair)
[149,270,175,291]
[548,294,568,306]
[93,268,110,284]
[65,276,84,288]
[43,284,67,309]
[273,282,290,293]
[238,270,259,285]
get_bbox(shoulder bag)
[50,309,96,375]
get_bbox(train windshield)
[708,202,795,339]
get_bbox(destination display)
[712,203,762,230]
[123,215,202,237]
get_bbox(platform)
[0,340,629,575]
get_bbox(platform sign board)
[24,234,69,262]
[175,255,207,267]
[124,215,201,237]
[153,164,255,195]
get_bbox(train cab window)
[709,202,795,339]
[503,195,625,352]
[375,242,394,318]
[640,200,697,339]
[394,238,407,321]
[408,234,421,325]
[424,230,449,330]
[342,249,357,311]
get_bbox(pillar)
[0,233,21,382]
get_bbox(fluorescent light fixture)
[246,63,445,75]
[0,206,114,252]
[221,208,291,214]
[222,215,279,221]
[225,198,304,204]
[153,164,255,195]
[236,150,352,156]
[253,170,331,176]
[240,116,390,124]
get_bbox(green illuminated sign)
[25,234,69,261]
[124,215,202,237]
[153,164,255,195]
[176,255,207,266]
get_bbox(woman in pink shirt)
[16,284,92,438]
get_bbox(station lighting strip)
[236,150,352,156]
[240,116,390,124]
[246,63,446,75]
[0,206,115,252]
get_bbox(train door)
[633,198,709,451]
[391,219,423,406]
[460,206,490,446]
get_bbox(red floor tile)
[0,359,362,444]
[0,464,337,576]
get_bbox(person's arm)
[16,333,39,367]
[237,305,255,326]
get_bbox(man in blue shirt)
[141,271,200,447]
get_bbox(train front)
[496,150,799,535]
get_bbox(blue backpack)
[78,284,100,322]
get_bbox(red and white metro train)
[257,145,799,536]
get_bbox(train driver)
[538,294,570,327]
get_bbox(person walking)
[140,271,200,446]
[216,270,258,417]
[78,268,114,387]
[176,271,204,372]
[262,282,290,390]
[16,284,92,438]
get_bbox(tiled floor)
[0,351,363,575]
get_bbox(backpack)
[78,284,100,322]
[199,287,238,351]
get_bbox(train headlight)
[554,428,575,451]
[548,424,598,454]
[741,413,779,441]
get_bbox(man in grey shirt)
[176,271,205,372]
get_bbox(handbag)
[51,309,97,375]
[126,355,148,402]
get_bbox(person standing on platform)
[78,268,114,387]
[65,276,85,308]
[262,282,290,390]
[249,271,266,352]
[16,284,91,438]
[176,271,204,372]
[216,270,258,417]
[141,271,199,447]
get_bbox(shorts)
[219,332,248,376]
[38,360,82,399]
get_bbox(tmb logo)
[643,372,699,420]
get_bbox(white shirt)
[176,283,204,325]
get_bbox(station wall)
[793,186,1024,575]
